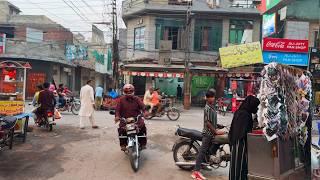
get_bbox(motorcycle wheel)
[71,103,81,115]
[49,124,53,132]
[173,141,199,171]
[167,108,180,121]
[128,145,139,172]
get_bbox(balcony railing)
[230,0,257,8]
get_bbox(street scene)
[0,0,319,180]
[0,106,231,180]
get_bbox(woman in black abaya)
[229,95,260,180]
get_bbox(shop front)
[248,63,311,179]
[123,70,185,98]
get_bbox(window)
[155,19,185,50]
[194,20,222,51]
[229,20,253,44]
[155,26,184,50]
[134,27,145,50]
[26,27,43,43]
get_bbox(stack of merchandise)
[257,63,312,146]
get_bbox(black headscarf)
[229,96,260,145]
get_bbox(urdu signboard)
[219,42,263,68]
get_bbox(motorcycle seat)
[0,116,18,130]
[177,128,203,141]
[213,134,229,144]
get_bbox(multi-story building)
[121,0,261,106]
[0,1,112,97]
[0,1,78,98]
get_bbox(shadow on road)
[0,125,97,180]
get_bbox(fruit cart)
[0,60,31,143]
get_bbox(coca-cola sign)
[263,38,309,53]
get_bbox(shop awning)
[122,71,184,78]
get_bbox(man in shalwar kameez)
[79,80,98,129]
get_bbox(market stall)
[0,61,31,143]
[248,63,311,179]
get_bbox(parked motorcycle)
[58,96,80,115]
[0,116,17,150]
[36,111,56,131]
[312,143,320,179]
[172,125,230,171]
[110,111,146,172]
[145,98,180,121]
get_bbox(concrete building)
[121,0,261,106]
[0,1,79,98]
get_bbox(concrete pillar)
[222,19,230,47]
[252,19,261,42]
[183,72,192,110]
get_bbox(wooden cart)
[0,61,31,145]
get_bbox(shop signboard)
[262,13,276,37]
[0,101,24,116]
[263,38,309,53]
[263,51,309,66]
[219,42,263,68]
[0,33,6,54]
[65,45,88,61]
[266,0,281,10]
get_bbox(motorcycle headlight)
[126,124,135,131]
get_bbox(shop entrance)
[132,76,146,96]
[27,72,46,99]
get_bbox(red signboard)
[263,38,309,53]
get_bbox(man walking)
[95,85,104,110]
[79,80,98,129]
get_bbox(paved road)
[0,106,232,180]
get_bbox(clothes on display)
[257,63,312,146]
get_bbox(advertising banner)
[263,38,309,53]
[0,33,6,54]
[0,101,24,116]
[263,51,309,66]
[219,42,263,68]
[266,0,281,10]
[262,13,276,37]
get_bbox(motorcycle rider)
[114,84,149,151]
[35,82,56,124]
[191,89,226,180]
[57,84,66,108]
[143,87,153,112]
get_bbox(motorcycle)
[216,98,231,116]
[312,143,320,179]
[145,98,180,121]
[0,116,17,150]
[172,125,230,171]
[58,96,81,115]
[36,111,56,131]
[110,111,146,172]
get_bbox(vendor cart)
[0,61,31,144]
[248,63,311,180]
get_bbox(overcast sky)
[6,0,125,42]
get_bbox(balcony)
[122,0,259,19]
[122,0,189,19]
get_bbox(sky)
[6,0,125,42]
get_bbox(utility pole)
[112,0,120,90]
[183,1,192,110]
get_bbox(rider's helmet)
[123,84,135,96]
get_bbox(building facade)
[121,0,262,107]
